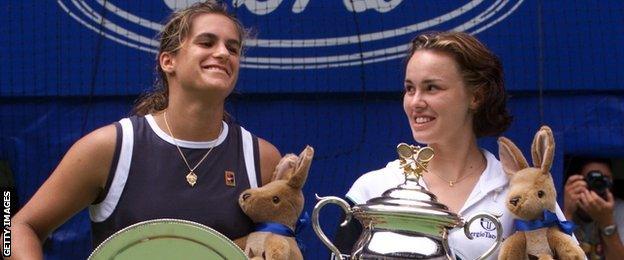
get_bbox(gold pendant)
[186,171,198,187]
[449,181,454,187]
[224,171,236,187]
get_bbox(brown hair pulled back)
[133,1,245,116]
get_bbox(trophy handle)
[312,194,353,260]
[462,212,503,260]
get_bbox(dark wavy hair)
[133,1,245,116]
[406,31,513,137]
[568,156,613,174]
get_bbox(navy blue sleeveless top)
[89,115,262,247]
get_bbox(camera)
[584,170,612,198]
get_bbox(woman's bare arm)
[8,124,116,259]
[258,138,281,186]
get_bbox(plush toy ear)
[498,136,529,177]
[271,154,298,181]
[531,125,555,174]
[287,146,314,189]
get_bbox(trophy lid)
[351,144,462,234]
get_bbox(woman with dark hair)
[8,1,281,258]
[335,31,570,259]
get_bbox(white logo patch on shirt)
[468,218,498,240]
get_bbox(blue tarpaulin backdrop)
[1,1,623,259]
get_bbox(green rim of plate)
[89,218,247,260]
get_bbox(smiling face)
[403,50,477,145]
[161,13,241,100]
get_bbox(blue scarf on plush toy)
[514,210,576,235]
[254,211,310,253]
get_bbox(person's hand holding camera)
[564,170,614,222]
[576,170,615,227]
[579,188,616,227]
[563,174,588,219]
[566,160,624,259]
[566,170,615,227]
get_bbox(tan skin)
[7,13,281,259]
[564,162,624,259]
[403,50,486,213]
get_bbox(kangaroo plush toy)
[498,126,584,260]
[238,146,313,260]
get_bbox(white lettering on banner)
[163,0,202,10]
[344,0,403,13]
[2,191,10,257]
[232,0,401,15]
[233,0,309,14]
[233,0,283,15]
[58,0,525,69]
[165,0,312,14]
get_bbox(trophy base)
[352,229,449,260]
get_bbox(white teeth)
[415,117,432,123]
[205,66,228,74]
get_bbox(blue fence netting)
[1,1,623,259]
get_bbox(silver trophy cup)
[312,144,503,259]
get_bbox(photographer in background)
[564,157,624,259]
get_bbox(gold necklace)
[429,168,481,187]
[163,111,222,187]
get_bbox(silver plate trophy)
[89,218,246,260]
[312,144,503,259]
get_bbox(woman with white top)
[334,31,570,259]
